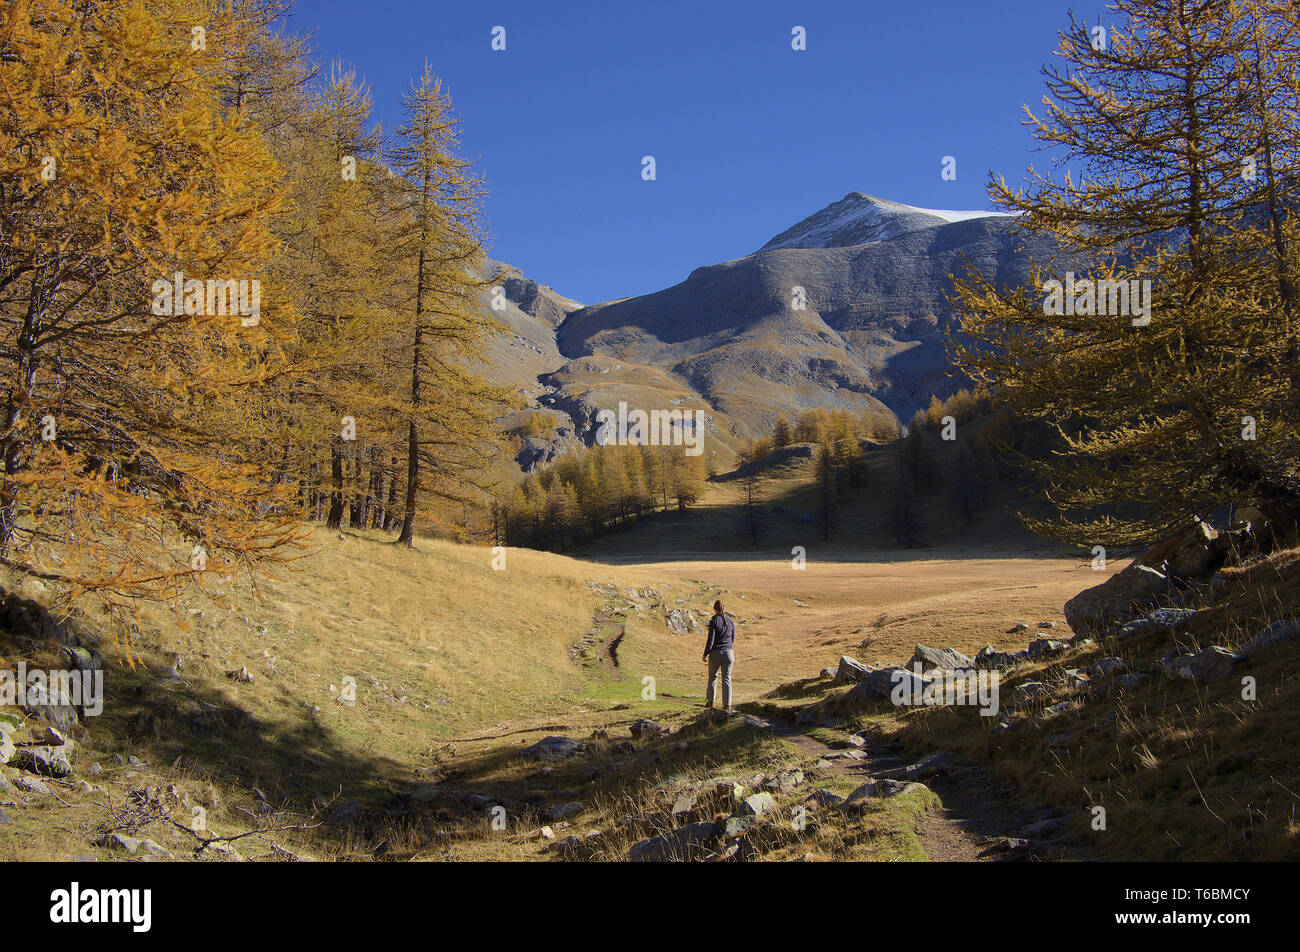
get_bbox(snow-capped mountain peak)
[759,192,1016,252]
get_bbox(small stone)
[761,769,804,795]
[15,775,51,795]
[94,833,141,854]
[545,801,584,822]
[671,793,697,820]
[629,719,666,740]
[804,788,845,808]
[722,815,753,838]
[840,780,930,809]
[326,800,361,826]
[11,746,72,778]
[736,791,776,817]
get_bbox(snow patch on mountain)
[760,192,1017,252]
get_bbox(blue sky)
[299,0,1105,304]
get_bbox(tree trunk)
[326,439,344,529]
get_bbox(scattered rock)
[140,839,170,858]
[712,780,745,805]
[842,666,931,708]
[671,793,697,821]
[975,645,1030,670]
[736,791,776,817]
[11,746,71,778]
[1241,618,1300,654]
[18,682,79,732]
[628,821,720,862]
[629,719,665,741]
[906,644,975,673]
[1160,646,1243,684]
[1027,638,1067,660]
[539,826,555,841]
[1083,657,1129,678]
[1023,817,1066,838]
[761,769,804,795]
[545,801,584,822]
[819,666,837,680]
[94,833,141,854]
[722,815,753,838]
[521,736,584,762]
[14,775,51,795]
[326,800,361,826]
[804,788,845,808]
[226,666,254,684]
[840,780,930,809]
[829,733,866,749]
[1012,681,1051,700]
[665,608,702,634]
[835,655,873,684]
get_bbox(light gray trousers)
[706,649,734,708]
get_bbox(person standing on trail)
[703,600,735,710]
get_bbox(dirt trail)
[765,718,1048,862]
[568,609,626,677]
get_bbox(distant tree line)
[493,444,708,551]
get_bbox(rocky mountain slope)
[483,193,1061,473]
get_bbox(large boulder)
[1065,521,1225,633]
[906,645,974,673]
[835,656,873,684]
[842,667,931,709]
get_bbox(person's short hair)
[713,600,723,613]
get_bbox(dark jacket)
[704,613,735,654]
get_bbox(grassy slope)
[0,517,1071,861]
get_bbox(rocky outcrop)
[1064,519,1246,633]
[665,608,702,634]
